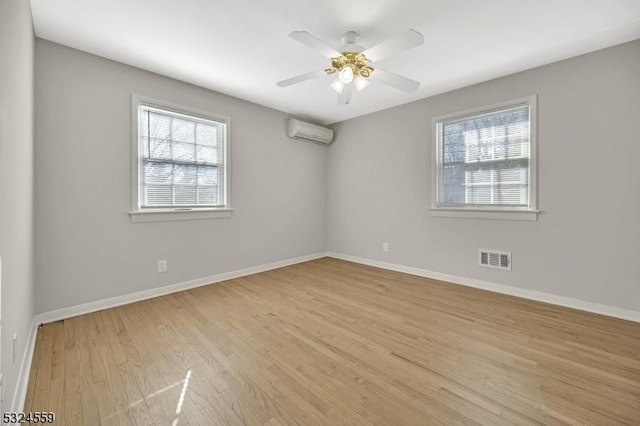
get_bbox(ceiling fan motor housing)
[323,31,373,79]
[339,31,364,52]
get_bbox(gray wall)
[327,40,640,312]
[0,0,35,410]
[30,36,640,316]
[35,40,326,313]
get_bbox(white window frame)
[431,95,539,221]
[129,95,232,223]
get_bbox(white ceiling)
[30,0,640,124]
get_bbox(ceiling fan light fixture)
[353,75,370,92]
[277,29,424,104]
[338,66,354,84]
[330,77,345,93]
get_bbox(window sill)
[430,207,539,221]
[129,208,233,223]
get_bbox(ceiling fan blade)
[277,69,326,87]
[371,68,420,93]
[361,29,424,63]
[290,31,342,59]
[337,84,353,106]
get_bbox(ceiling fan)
[277,29,424,105]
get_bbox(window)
[130,96,231,222]
[432,96,538,220]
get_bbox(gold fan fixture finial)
[324,52,374,78]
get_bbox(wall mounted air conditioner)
[287,118,334,145]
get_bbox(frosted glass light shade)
[330,78,345,93]
[338,67,354,83]
[353,75,370,92]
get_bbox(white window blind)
[137,104,227,209]
[437,103,532,208]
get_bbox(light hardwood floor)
[24,258,640,425]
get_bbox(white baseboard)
[11,317,38,412]
[34,252,326,325]
[327,252,640,323]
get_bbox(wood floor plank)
[47,322,65,419]
[23,324,43,410]
[23,258,640,425]
[75,315,101,425]
[63,317,82,422]
[31,322,54,410]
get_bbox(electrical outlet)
[13,333,18,364]
[382,242,390,253]
[157,259,167,273]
